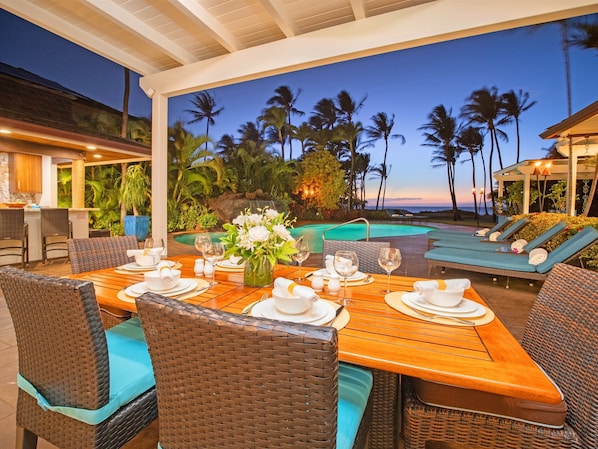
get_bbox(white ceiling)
[3,0,598,99]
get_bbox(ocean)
[370,206,479,214]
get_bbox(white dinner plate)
[217,259,245,269]
[252,298,336,325]
[120,260,176,271]
[401,292,486,318]
[312,269,367,282]
[126,278,197,298]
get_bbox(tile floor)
[0,222,542,448]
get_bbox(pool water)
[175,223,432,254]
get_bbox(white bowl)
[272,290,313,315]
[143,269,181,291]
[135,252,160,267]
[422,289,464,308]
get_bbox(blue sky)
[2,10,598,208]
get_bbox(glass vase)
[244,256,274,287]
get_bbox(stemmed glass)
[333,250,359,306]
[194,234,212,257]
[378,248,402,293]
[144,238,165,258]
[203,242,225,287]
[292,238,310,281]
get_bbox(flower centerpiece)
[221,207,298,287]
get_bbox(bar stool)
[40,208,72,264]
[0,208,29,268]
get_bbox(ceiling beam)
[140,0,598,98]
[168,0,243,53]
[0,0,157,75]
[85,0,196,65]
[258,0,297,37]
[350,0,366,20]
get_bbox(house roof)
[3,1,598,98]
[0,63,151,165]
[539,99,598,141]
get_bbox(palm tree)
[419,105,462,221]
[334,121,366,211]
[369,163,392,210]
[292,121,316,157]
[500,90,536,163]
[457,126,484,218]
[310,98,338,130]
[366,112,405,209]
[185,91,224,150]
[260,106,289,160]
[267,85,304,159]
[461,87,509,216]
[335,90,367,124]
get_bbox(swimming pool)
[174,223,433,254]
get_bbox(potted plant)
[121,163,151,241]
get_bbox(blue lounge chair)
[425,226,598,287]
[426,216,512,241]
[430,221,567,253]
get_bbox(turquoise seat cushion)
[336,363,373,449]
[424,247,537,272]
[18,317,154,425]
[536,226,598,273]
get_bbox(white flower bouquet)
[221,207,298,267]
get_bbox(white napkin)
[126,249,145,257]
[274,278,320,303]
[413,278,471,294]
[528,248,548,265]
[510,239,528,254]
[488,231,501,242]
[324,255,339,276]
[157,261,175,283]
[476,228,490,236]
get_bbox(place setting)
[117,262,209,304]
[307,253,373,287]
[116,239,181,273]
[384,278,495,326]
[241,277,349,329]
[215,255,245,272]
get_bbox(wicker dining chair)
[67,235,139,328]
[40,207,72,264]
[0,266,157,449]
[0,208,29,268]
[322,240,390,274]
[136,292,374,449]
[402,263,597,449]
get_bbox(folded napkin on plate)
[324,255,339,275]
[274,278,320,303]
[528,248,548,265]
[229,255,243,265]
[126,249,145,257]
[510,239,528,253]
[476,227,490,236]
[488,231,501,242]
[413,278,471,294]
[157,261,175,283]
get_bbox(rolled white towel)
[510,239,528,254]
[488,231,501,242]
[528,248,548,265]
[126,249,145,257]
[324,255,339,276]
[413,278,471,295]
[476,228,490,236]
[274,278,319,303]
[157,261,175,283]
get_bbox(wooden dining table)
[68,254,562,448]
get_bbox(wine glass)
[144,237,165,258]
[292,238,310,281]
[194,234,212,258]
[378,248,402,293]
[333,250,359,306]
[203,242,225,287]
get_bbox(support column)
[151,92,169,254]
[72,159,85,208]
